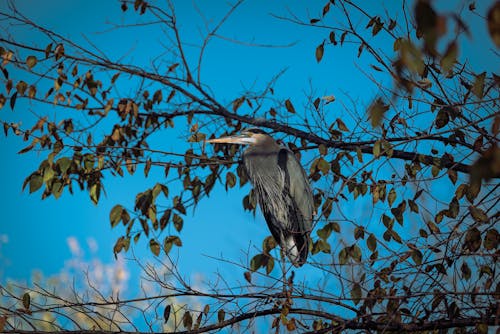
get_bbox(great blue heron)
[207,128,314,267]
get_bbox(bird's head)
[206,128,270,146]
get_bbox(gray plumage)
[208,129,314,267]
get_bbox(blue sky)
[0,0,497,307]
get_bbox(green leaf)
[42,165,55,183]
[250,254,264,272]
[262,236,277,253]
[317,157,330,175]
[110,205,123,227]
[29,174,43,193]
[369,98,389,128]
[391,200,406,225]
[350,244,362,262]
[373,140,381,158]
[266,256,275,274]
[51,180,63,199]
[317,239,331,253]
[317,221,339,240]
[149,239,161,256]
[160,209,171,230]
[188,132,206,143]
[338,247,348,265]
[225,171,236,189]
[89,183,100,204]
[356,146,363,162]
[476,323,488,334]
[113,236,130,257]
[351,283,362,305]
[399,39,425,75]
[336,118,349,132]
[57,157,72,174]
[163,235,182,255]
[471,72,486,98]
[440,42,457,75]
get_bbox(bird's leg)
[280,248,287,294]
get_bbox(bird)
[207,128,314,267]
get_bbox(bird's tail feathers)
[284,235,308,267]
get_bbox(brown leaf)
[322,2,330,16]
[149,239,160,256]
[163,304,171,324]
[284,99,295,113]
[351,283,362,305]
[315,42,325,62]
[244,271,252,284]
[469,206,488,223]
[487,2,500,47]
[22,293,30,310]
[232,97,245,112]
[26,56,37,70]
[182,311,192,330]
[217,309,225,324]
[336,118,349,132]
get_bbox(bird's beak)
[206,134,256,145]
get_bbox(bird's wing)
[277,148,314,233]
